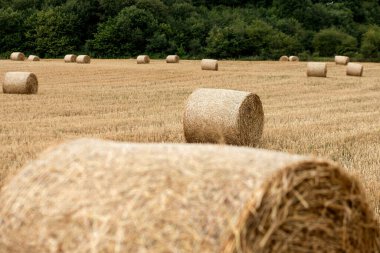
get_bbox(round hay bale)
[64,54,77,63]
[347,63,363,77]
[289,56,299,62]
[76,55,91,64]
[0,138,378,253]
[279,56,289,62]
[27,55,40,61]
[10,52,25,61]
[307,62,327,77]
[166,55,180,63]
[201,59,218,71]
[137,55,150,64]
[335,55,350,65]
[2,72,38,94]
[183,88,264,147]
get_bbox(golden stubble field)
[0,59,379,218]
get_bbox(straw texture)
[64,54,77,63]
[279,56,289,62]
[0,139,378,253]
[2,72,38,94]
[347,63,363,76]
[76,55,91,64]
[307,62,327,77]
[10,52,25,61]
[166,55,180,63]
[183,88,264,147]
[27,55,40,61]
[201,59,218,71]
[335,55,349,65]
[289,56,299,62]
[137,55,150,64]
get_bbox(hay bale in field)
[183,88,264,147]
[64,54,77,63]
[166,55,180,63]
[347,63,363,77]
[2,72,38,94]
[0,138,378,253]
[201,59,218,71]
[307,62,327,77]
[279,56,289,61]
[137,55,150,64]
[76,55,90,64]
[335,55,349,65]
[10,52,25,61]
[289,56,299,62]
[27,55,40,61]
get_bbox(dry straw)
[10,52,25,61]
[279,56,289,62]
[183,88,264,147]
[335,55,349,65]
[27,55,40,61]
[166,55,180,63]
[307,62,327,77]
[2,72,38,94]
[137,55,150,64]
[0,139,378,253]
[76,55,91,64]
[201,59,218,71]
[347,62,363,77]
[64,54,77,63]
[289,56,299,62]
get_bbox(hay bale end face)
[289,56,299,62]
[335,55,350,65]
[347,63,363,77]
[10,52,25,61]
[183,88,264,147]
[166,55,180,63]
[3,72,38,94]
[0,139,378,253]
[201,59,218,71]
[307,62,327,77]
[279,56,289,62]
[64,54,77,63]
[76,55,90,64]
[137,55,150,64]
[27,55,40,61]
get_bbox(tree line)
[1,0,380,60]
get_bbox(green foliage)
[0,7,24,54]
[313,28,357,56]
[361,25,380,58]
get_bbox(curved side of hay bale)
[347,63,363,77]
[279,56,289,62]
[64,54,77,63]
[335,55,350,65]
[2,72,38,94]
[76,55,91,64]
[166,55,180,63]
[27,55,40,61]
[307,62,327,77]
[201,59,218,71]
[289,56,299,62]
[137,55,150,64]
[183,88,264,147]
[0,139,378,253]
[10,52,25,61]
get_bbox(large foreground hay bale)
[307,62,327,77]
[347,62,363,76]
[0,139,378,253]
[335,55,349,65]
[279,56,289,61]
[27,55,40,61]
[76,55,90,64]
[10,52,25,61]
[289,56,299,62]
[64,54,77,63]
[2,72,38,94]
[201,59,218,71]
[166,55,180,63]
[137,55,150,64]
[184,88,264,147]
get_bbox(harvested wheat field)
[0,59,379,222]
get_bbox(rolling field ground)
[0,59,379,219]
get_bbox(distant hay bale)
[64,54,77,63]
[183,88,264,147]
[137,55,150,64]
[76,55,90,64]
[289,56,299,62]
[0,138,378,253]
[166,55,180,63]
[10,52,25,61]
[279,56,289,61]
[201,59,218,71]
[2,72,38,94]
[347,63,363,77]
[307,62,327,77]
[335,55,350,65]
[27,55,40,61]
